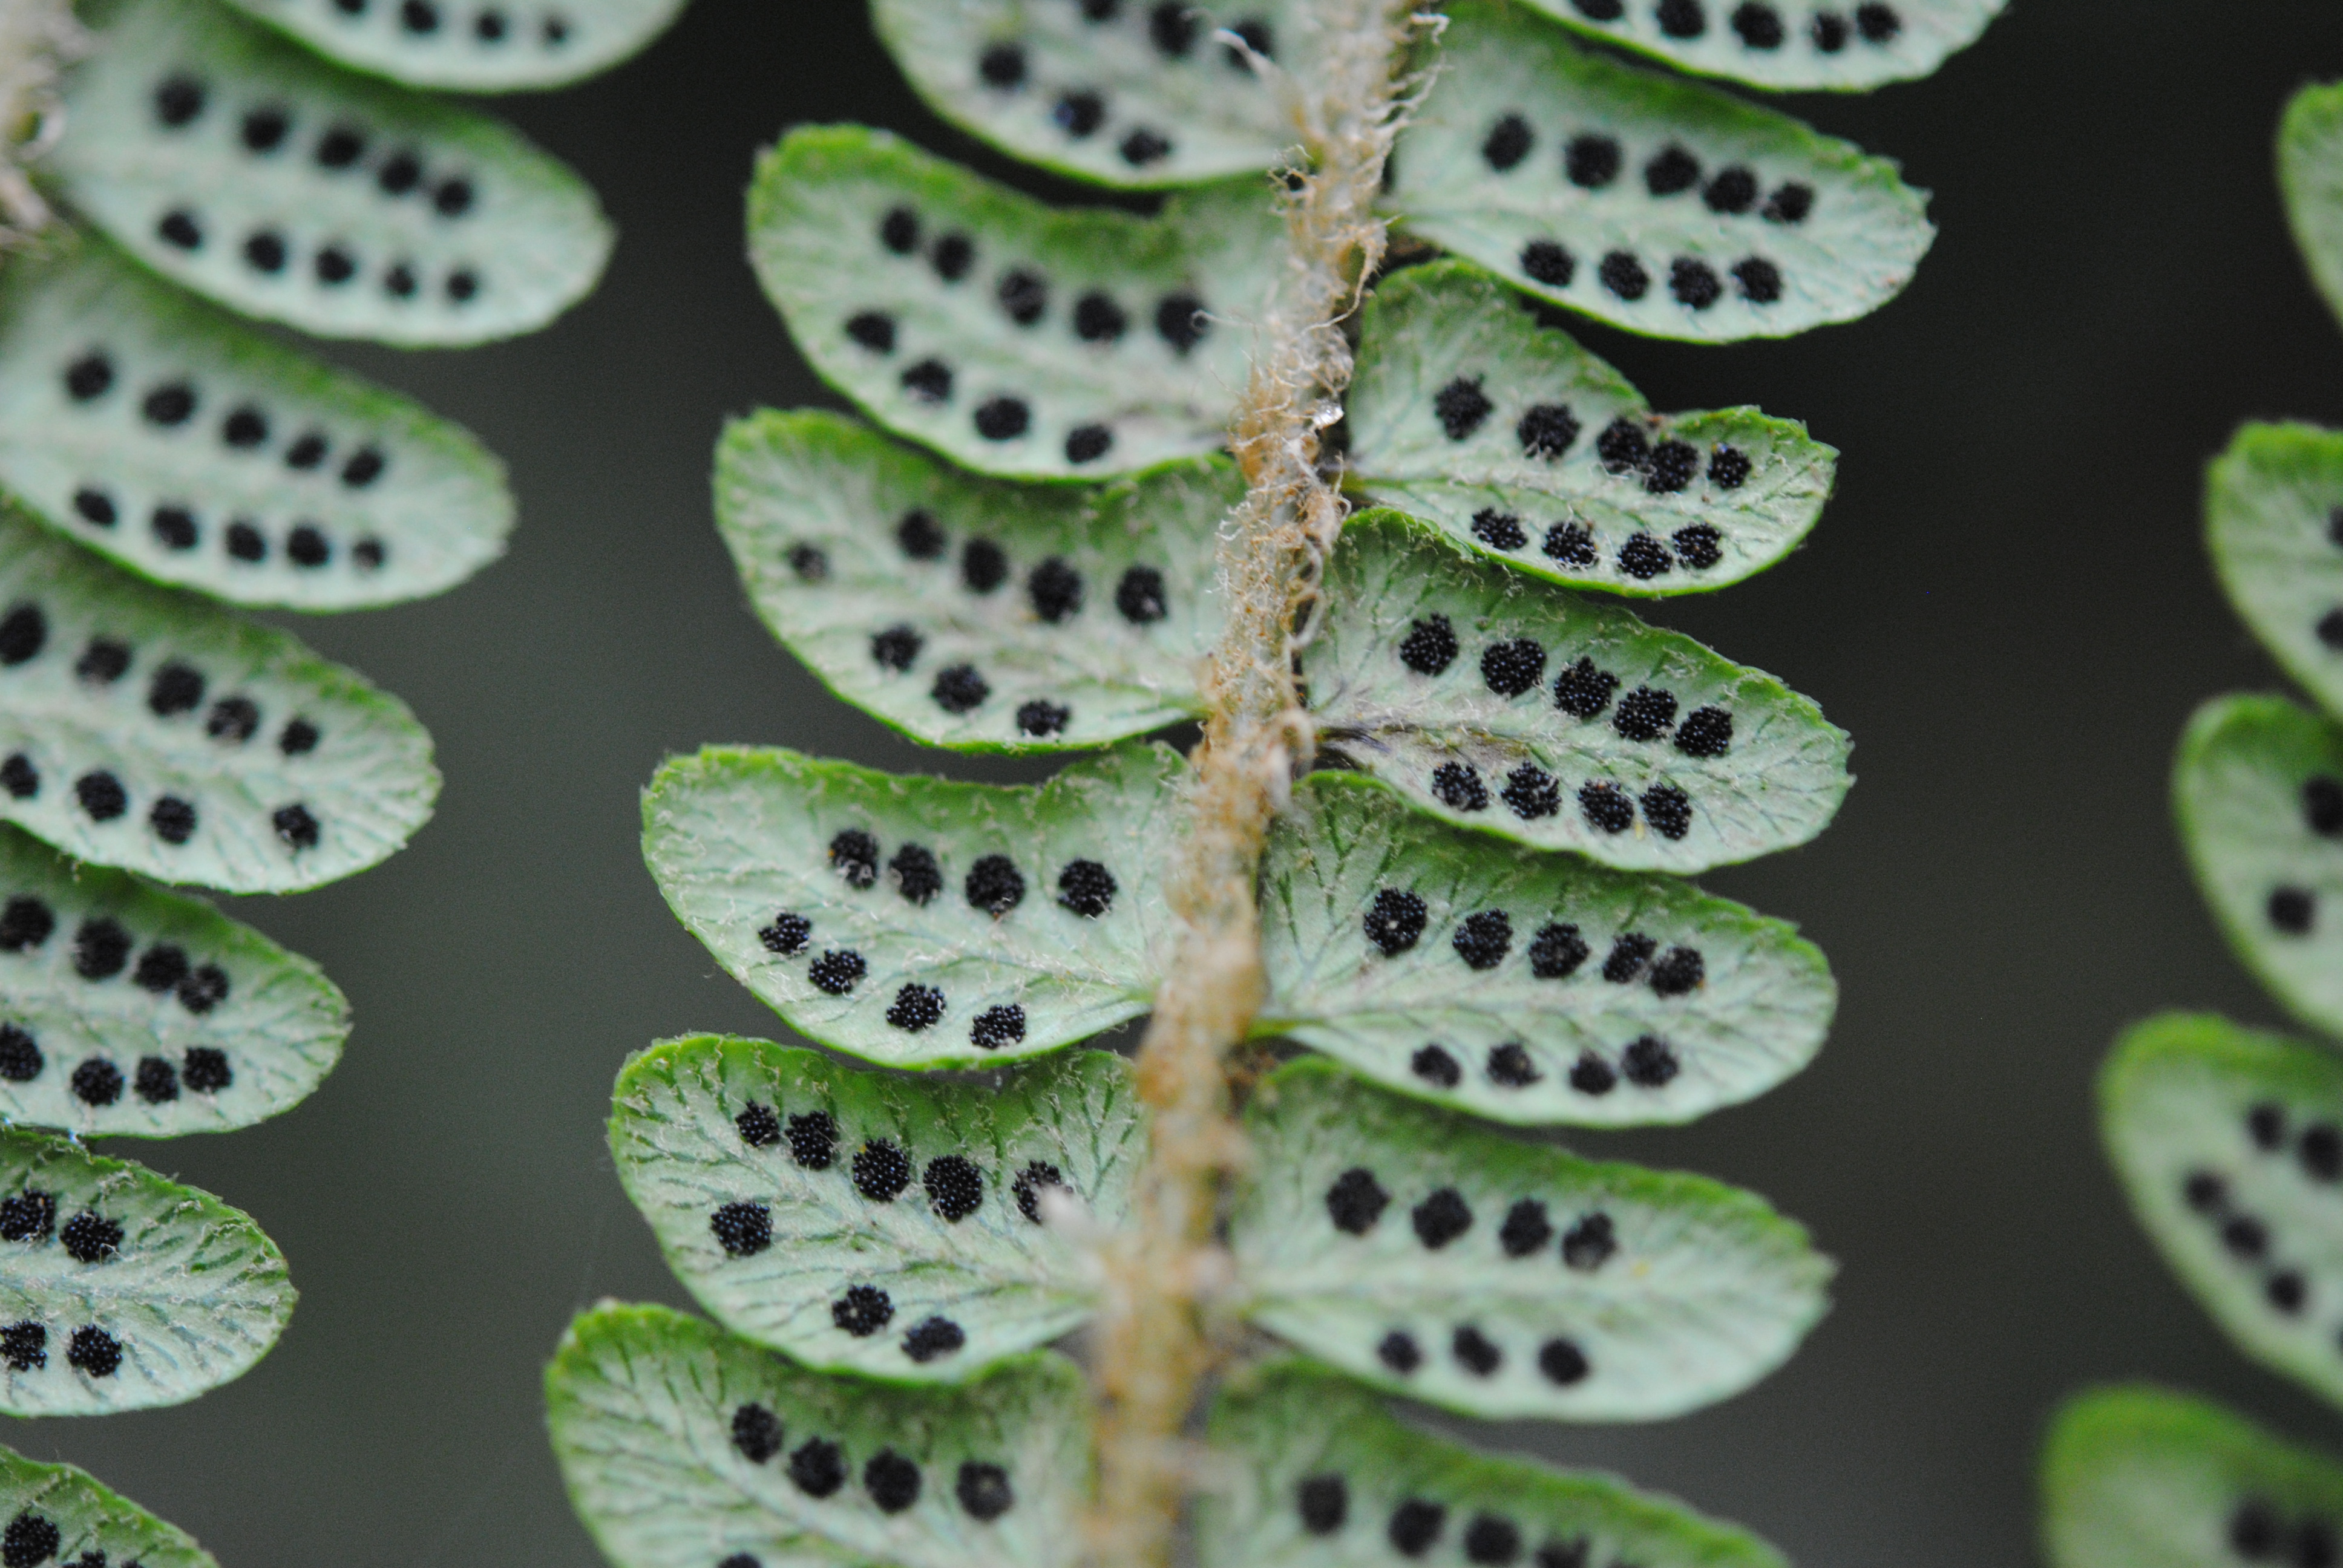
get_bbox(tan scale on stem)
[1085,5,1429,1565]
[0,0,86,246]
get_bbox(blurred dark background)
[21,0,2343,1561]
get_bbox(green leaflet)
[871,0,1299,188]
[0,823,346,1136]
[216,0,687,93]
[1347,261,1835,596]
[1384,1,1932,343]
[1302,511,1850,874]
[641,744,1181,1068]
[0,1125,293,1415]
[2206,423,2343,720]
[2043,1386,2343,1568]
[2283,83,2343,338]
[0,1445,216,1568]
[1519,0,2004,94]
[0,506,439,893]
[1201,1359,1791,1568]
[747,125,1282,479]
[1256,774,1834,1126]
[0,234,511,610]
[2100,1013,2343,1410]
[1231,1060,1830,1421]
[2174,694,2343,1039]
[714,410,1231,751]
[54,0,612,345]
[611,1037,1145,1382]
[548,1303,1089,1568]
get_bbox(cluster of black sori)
[552,1,2005,1566]
[2041,75,2343,1568]
[0,0,675,1549]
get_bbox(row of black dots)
[65,486,386,573]
[152,75,479,218]
[152,204,483,307]
[1358,890,1704,991]
[2228,1497,2339,1566]
[325,0,577,47]
[1432,381,1750,492]
[873,205,1211,349]
[0,1319,120,1380]
[1393,617,1734,750]
[1481,120,1814,232]
[729,1398,1017,1520]
[1325,1168,1618,1266]
[1422,759,1696,841]
[59,352,393,489]
[831,832,1106,928]
[1476,507,1725,582]
[1294,1479,1599,1568]
[0,1024,232,1105]
[1437,762,1694,844]
[2268,771,2343,939]
[729,1102,1070,1227]
[0,896,233,1014]
[0,608,324,853]
[1408,1029,1679,1095]
[1568,0,1902,53]
[1378,1318,1591,1387]
[0,616,320,759]
[2180,1106,2319,1326]
[848,330,1116,467]
[1515,237,1784,313]
[0,1190,123,1261]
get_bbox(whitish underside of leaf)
[0,823,345,1136]
[0,1445,216,1568]
[54,0,612,345]
[1385,1,1932,343]
[715,409,1230,750]
[1202,1359,1791,1568]
[1231,1061,1830,1421]
[2174,694,2343,1039]
[2283,83,2343,338]
[1257,774,1833,1126]
[1303,512,1850,873]
[2206,423,2343,720]
[1347,261,1835,596]
[0,234,511,610]
[548,1304,1088,1568]
[0,1126,292,1415]
[642,744,1182,1068]
[217,0,687,93]
[747,125,1282,479]
[0,507,439,893]
[611,1037,1144,1382]
[2043,1386,2343,1568]
[874,0,1301,187]
[1520,0,2003,93]
[2100,1013,2343,1410]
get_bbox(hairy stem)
[0,0,85,246]
[1086,6,1421,1565]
